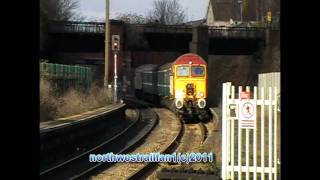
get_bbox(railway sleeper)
[175,108,211,122]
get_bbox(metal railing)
[133,24,193,34]
[49,21,105,34]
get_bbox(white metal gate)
[221,82,280,180]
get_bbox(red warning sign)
[240,92,250,99]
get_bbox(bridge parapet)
[133,24,192,34]
[49,21,105,34]
[208,26,266,39]
[48,21,266,40]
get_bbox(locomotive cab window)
[191,66,205,77]
[176,66,190,77]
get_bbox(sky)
[77,0,209,21]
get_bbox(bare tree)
[40,0,80,53]
[115,13,147,24]
[40,0,79,21]
[146,0,186,25]
[71,13,88,22]
[114,13,149,49]
[57,0,79,20]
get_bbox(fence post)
[231,85,235,180]
[245,86,250,180]
[268,87,273,179]
[222,82,231,180]
[222,83,227,180]
[238,86,242,180]
[261,87,265,180]
[253,86,258,180]
[273,87,278,180]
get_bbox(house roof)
[207,0,240,21]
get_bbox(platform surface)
[40,103,126,133]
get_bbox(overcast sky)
[77,0,209,21]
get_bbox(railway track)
[112,98,219,180]
[40,100,158,180]
[91,108,183,180]
[145,116,220,180]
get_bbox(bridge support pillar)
[189,25,208,60]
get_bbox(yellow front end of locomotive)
[173,64,207,109]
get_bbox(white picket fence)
[221,82,280,180]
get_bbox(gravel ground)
[191,121,217,171]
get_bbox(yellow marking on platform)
[55,105,118,121]
[57,114,83,121]
[82,110,96,115]
[40,104,125,131]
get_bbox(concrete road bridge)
[48,20,266,56]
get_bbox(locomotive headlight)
[198,91,204,98]
[197,98,206,109]
[176,90,184,99]
[175,99,183,109]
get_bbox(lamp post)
[104,0,110,87]
[237,0,243,22]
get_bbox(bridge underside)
[209,38,263,55]
[50,33,104,53]
[51,34,263,53]
[144,33,192,53]
[143,33,263,55]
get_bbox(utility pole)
[104,0,110,87]
[256,0,259,21]
[238,0,243,22]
